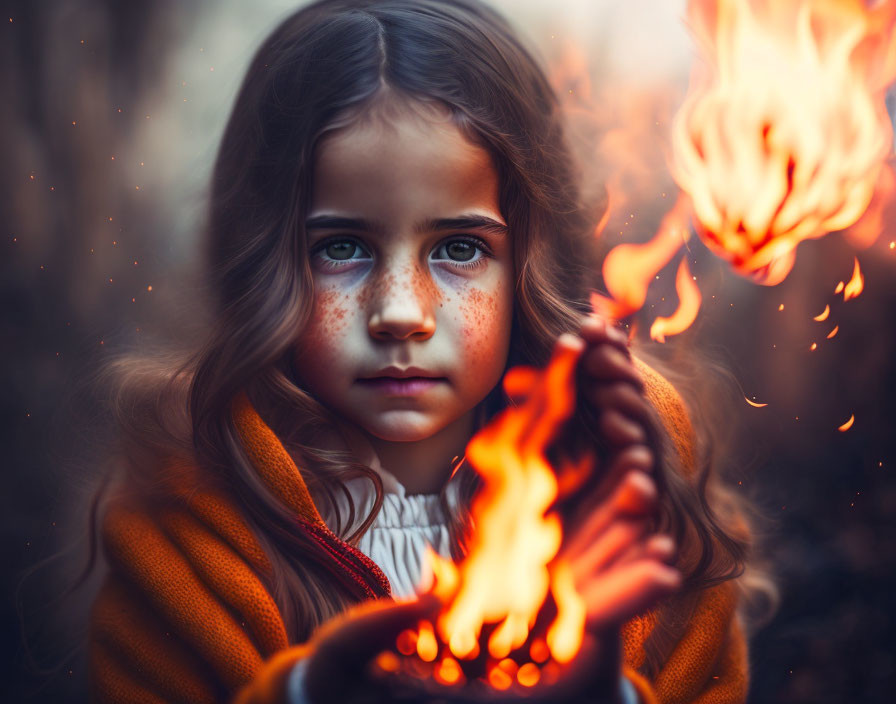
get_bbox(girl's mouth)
[355,376,447,396]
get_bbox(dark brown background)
[3,1,895,701]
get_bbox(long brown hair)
[104,0,774,665]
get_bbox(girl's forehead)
[311,101,502,224]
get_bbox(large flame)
[673,0,896,283]
[397,338,590,688]
[596,0,895,342]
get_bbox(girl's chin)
[359,411,453,443]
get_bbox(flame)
[745,396,768,408]
[673,0,896,283]
[827,325,840,339]
[650,257,703,343]
[838,414,856,431]
[813,305,831,322]
[433,656,464,686]
[845,161,896,248]
[843,256,865,300]
[402,337,588,685]
[835,280,845,294]
[594,193,693,320]
[517,662,541,687]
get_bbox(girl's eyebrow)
[304,214,508,236]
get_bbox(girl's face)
[295,99,514,445]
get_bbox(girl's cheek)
[458,286,504,369]
[301,288,351,353]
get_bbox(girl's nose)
[367,267,437,341]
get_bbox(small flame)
[745,396,768,408]
[838,414,856,432]
[416,620,438,663]
[673,0,896,283]
[827,325,840,339]
[843,257,865,300]
[835,281,845,294]
[517,662,541,687]
[650,257,703,343]
[433,656,464,686]
[813,305,831,322]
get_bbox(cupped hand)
[302,594,442,704]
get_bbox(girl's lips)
[355,376,446,396]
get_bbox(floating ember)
[380,337,593,692]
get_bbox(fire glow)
[387,339,591,690]
[596,0,896,341]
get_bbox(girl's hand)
[545,315,681,701]
[302,594,442,704]
[559,465,681,700]
[578,314,656,456]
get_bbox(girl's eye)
[432,237,492,268]
[312,238,370,269]
[325,241,360,260]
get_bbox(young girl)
[88,1,764,702]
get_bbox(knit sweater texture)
[89,362,749,703]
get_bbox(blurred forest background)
[2,0,895,701]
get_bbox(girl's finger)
[589,382,653,429]
[564,470,657,558]
[579,315,631,354]
[599,408,647,446]
[599,444,655,496]
[581,344,643,389]
[612,533,678,570]
[570,518,647,585]
[583,559,682,629]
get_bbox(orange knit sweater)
[89,364,749,704]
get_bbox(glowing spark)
[827,325,839,339]
[813,305,830,322]
[838,415,855,432]
[834,281,845,294]
[843,257,864,300]
[745,396,768,408]
[810,342,818,351]
[778,303,785,311]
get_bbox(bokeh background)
[2,0,895,701]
